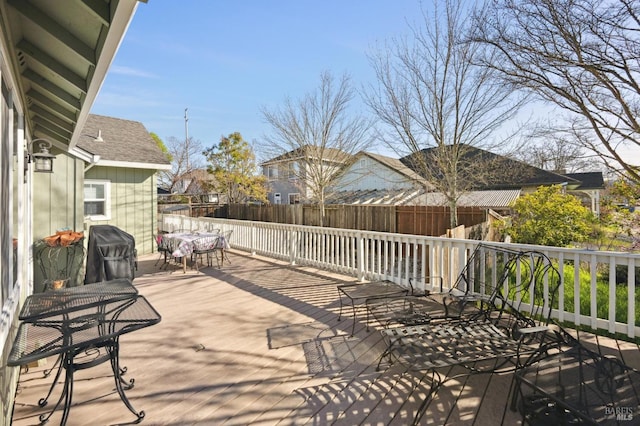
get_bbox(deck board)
[11,251,640,425]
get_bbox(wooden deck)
[11,251,640,425]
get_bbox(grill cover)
[84,225,136,284]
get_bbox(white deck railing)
[160,214,640,339]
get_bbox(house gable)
[333,151,431,192]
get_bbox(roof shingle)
[77,114,171,167]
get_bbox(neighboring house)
[397,145,610,213]
[172,168,222,203]
[328,151,522,210]
[328,147,602,214]
[565,172,605,217]
[261,146,351,205]
[76,114,172,254]
[0,2,143,423]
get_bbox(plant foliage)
[203,132,267,204]
[505,185,595,247]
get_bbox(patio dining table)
[159,231,229,273]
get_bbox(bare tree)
[159,136,204,193]
[473,0,640,183]
[261,70,373,225]
[364,0,526,228]
[516,128,593,172]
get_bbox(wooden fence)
[162,203,488,237]
[396,206,487,236]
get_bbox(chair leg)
[155,251,165,266]
[156,251,170,268]
[218,249,230,266]
[214,250,222,268]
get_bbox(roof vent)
[94,130,104,142]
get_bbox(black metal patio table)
[19,278,140,408]
[19,278,138,322]
[8,282,160,426]
[337,281,409,335]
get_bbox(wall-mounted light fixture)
[27,138,56,173]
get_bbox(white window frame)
[273,192,281,205]
[266,165,278,181]
[84,179,111,220]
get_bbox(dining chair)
[215,230,233,266]
[154,233,170,267]
[192,236,221,271]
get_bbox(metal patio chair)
[374,249,566,425]
[192,235,221,271]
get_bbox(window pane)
[84,201,105,216]
[95,185,104,198]
[84,183,104,199]
[84,185,96,199]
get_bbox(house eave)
[69,146,100,164]
[95,159,172,170]
[68,1,141,150]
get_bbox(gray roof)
[77,114,171,167]
[415,190,521,208]
[400,145,577,190]
[564,172,605,190]
[327,188,423,205]
[261,145,351,165]
[328,188,520,207]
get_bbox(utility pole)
[184,108,189,171]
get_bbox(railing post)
[289,228,297,265]
[628,258,636,338]
[357,231,365,282]
[250,222,256,255]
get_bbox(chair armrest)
[517,325,549,335]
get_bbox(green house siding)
[84,166,158,256]
[31,151,84,292]
[33,150,85,240]
[31,157,159,292]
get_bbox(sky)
[91,1,426,158]
[91,1,639,169]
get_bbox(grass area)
[558,263,640,327]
